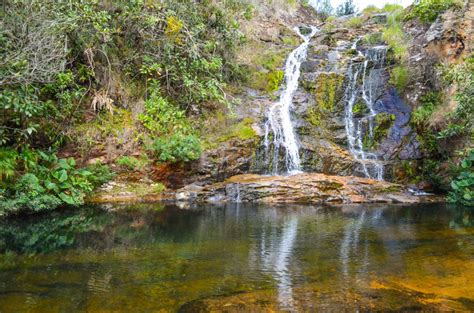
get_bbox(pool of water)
[0,203,473,312]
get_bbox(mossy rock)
[363,113,396,150]
[314,72,345,112]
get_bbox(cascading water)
[263,26,319,175]
[344,40,387,181]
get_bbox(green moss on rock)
[315,72,345,111]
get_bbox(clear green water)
[0,203,473,312]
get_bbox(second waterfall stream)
[264,26,319,175]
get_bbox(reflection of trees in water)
[0,204,203,255]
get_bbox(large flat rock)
[177,173,443,204]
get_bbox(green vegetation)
[389,66,409,92]
[346,17,364,28]
[363,113,396,150]
[0,150,113,216]
[406,0,463,23]
[151,133,202,163]
[412,92,441,129]
[383,8,409,62]
[448,150,474,206]
[0,0,250,215]
[116,156,150,171]
[314,73,345,111]
[336,0,357,16]
[437,54,474,140]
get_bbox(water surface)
[0,203,473,311]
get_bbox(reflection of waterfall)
[264,26,319,174]
[344,41,387,181]
[340,211,366,277]
[256,215,299,310]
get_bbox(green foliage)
[139,84,190,136]
[411,92,441,129]
[383,4,404,12]
[389,66,409,92]
[436,54,474,139]
[352,102,367,117]
[363,113,396,150]
[362,5,381,15]
[406,0,463,23]
[116,156,150,171]
[151,133,202,163]
[383,8,409,62]
[364,33,384,45]
[346,17,364,28]
[266,70,285,93]
[336,0,357,16]
[0,150,114,216]
[448,150,474,206]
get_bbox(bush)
[437,54,474,139]
[389,66,409,92]
[0,150,114,216]
[116,156,150,171]
[448,150,474,206]
[383,8,409,61]
[406,0,463,23]
[151,133,202,163]
[411,92,441,129]
[346,17,364,28]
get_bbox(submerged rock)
[177,173,442,204]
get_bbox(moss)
[247,49,288,94]
[282,36,299,46]
[307,107,323,127]
[314,72,345,111]
[353,102,366,117]
[266,70,284,93]
[363,113,396,150]
[202,116,257,149]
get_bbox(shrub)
[0,150,114,216]
[448,149,474,206]
[406,0,463,23]
[411,92,441,129]
[116,156,150,171]
[151,133,202,163]
[346,17,364,28]
[437,54,474,139]
[389,66,409,92]
[383,10,408,61]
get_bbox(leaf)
[58,192,75,205]
[44,180,57,191]
[57,169,68,182]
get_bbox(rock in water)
[177,173,443,204]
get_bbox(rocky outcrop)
[176,173,442,204]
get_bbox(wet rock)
[178,173,442,204]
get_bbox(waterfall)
[344,41,387,181]
[264,26,319,175]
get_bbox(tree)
[308,0,334,19]
[336,0,357,16]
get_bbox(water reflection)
[0,203,473,312]
[255,212,299,310]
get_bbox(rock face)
[177,173,442,204]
